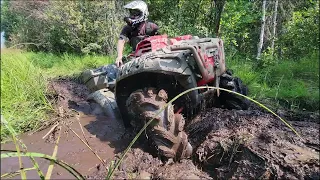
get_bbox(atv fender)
[117,50,193,80]
[116,50,200,107]
[115,50,200,127]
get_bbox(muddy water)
[1,78,129,179]
[1,108,128,179]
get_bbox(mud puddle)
[1,78,129,179]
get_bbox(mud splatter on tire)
[126,87,192,160]
[218,70,250,110]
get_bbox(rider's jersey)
[119,21,159,51]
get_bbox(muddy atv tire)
[126,88,192,160]
[218,70,249,110]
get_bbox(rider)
[115,0,160,67]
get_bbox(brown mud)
[188,108,319,179]
[1,78,319,179]
[88,108,319,179]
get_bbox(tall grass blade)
[106,111,156,179]
[45,126,62,179]
[17,138,45,179]
[106,86,301,179]
[1,116,45,179]
[76,113,90,146]
[1,167,36,179]
[166,86,301,138]
[1,116,27,179]
[106,160,114,178]
[1,151,85,180]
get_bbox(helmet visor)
[129,9,142,17]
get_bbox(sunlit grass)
[227,51,319,111]
[26,51,114,78]
[1,50,52,141]
[1,50,114,141]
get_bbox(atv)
[113,34,249,160]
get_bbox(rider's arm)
[116,26,130,64]
[151,23,160,35]
[116,39,126,60]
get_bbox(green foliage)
[278,0,319,59]
[1,1,126,55]
[146,0,262,57]
[220,1,260,56]
[0,1,19,39]
[1,1,51,50]
[147,0,211,37]
[1,0,318,59]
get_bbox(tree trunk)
[208,0,215,35]
[271,0,278,55]
[257,0,267,60]
[213,0,226,37]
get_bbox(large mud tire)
[126,88,192,160]
[218,70,250,110]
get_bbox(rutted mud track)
[1,78,319,179]
[88,109,319,179]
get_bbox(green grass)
[1,50,52,141]
[1,49,115,141]
[26,52,114,78]
[227,51,319,111]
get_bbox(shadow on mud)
[52,77,158,155]
[68,99,132,154]
[49,77,138,155]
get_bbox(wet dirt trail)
[1,78,129,179]
[88,108,319,179]
[1,78,319,179]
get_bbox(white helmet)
[123,0,149,27]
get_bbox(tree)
[1,0,50,49]
[212,0,226,37]
[1,0,317,60]
[257,0,267,60]
[1,0,126,54]
[278,0,319,59]
[271,0,278,54]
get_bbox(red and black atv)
[114,34,249,160]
